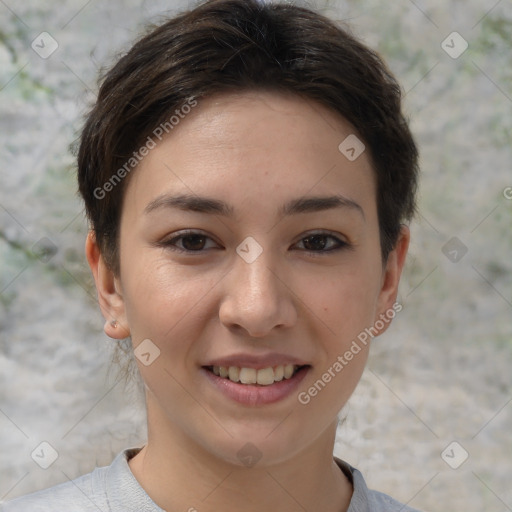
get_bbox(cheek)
[307,263,382,340]
[121,257,214,348]
[297,274,374,415]
[122,264,213,397]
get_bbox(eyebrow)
[144,193,365,220]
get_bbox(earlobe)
[374,225,410,335]
[85,231,131,339]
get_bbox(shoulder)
[0,469,107,512]
[1,447,163,512]
[0,447,154,512]
[367,488,423,512]
[335,458,424,512]
[0,448,142,512]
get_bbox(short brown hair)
[78,0,419,274]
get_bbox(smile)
[207,364,303,385]
[202,364,310,406]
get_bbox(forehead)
[124,90,376,219]
[164,91,365,161]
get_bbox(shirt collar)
[105,447,165,512]
[106,448,371,512]
[334,456,371,512]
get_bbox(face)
[90,91,408,467]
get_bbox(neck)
[129,398,353,512]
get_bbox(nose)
[218,249,297,338]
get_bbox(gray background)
[1,0,511,510]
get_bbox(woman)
[2,0,421,510]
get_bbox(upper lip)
[203,354,310,369]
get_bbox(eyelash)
[158,229,350,255]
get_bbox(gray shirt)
[1,447,422,511]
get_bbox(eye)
[159,230,221,253]
[293,231,349,253]
[157,230,350,255]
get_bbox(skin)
[86,91,409,512]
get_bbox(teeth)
[256,367,274,386]
[211,364,302,385]
[283,364,294,379]
[228,366,240,382]
[239,367,257,384]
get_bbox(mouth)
[201,363,311,406]
[204,364,308,386]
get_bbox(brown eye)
[295,232,349,253]
[161,230,221,253]
[178,234,208,251]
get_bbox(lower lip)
[201,366,310,406]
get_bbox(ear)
[373,225,410,335]
[85,231,130,339]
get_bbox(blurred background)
[1,1,511,510]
